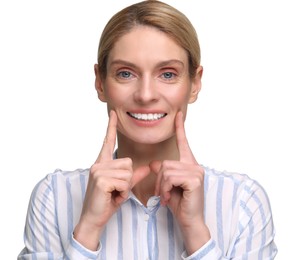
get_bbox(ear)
[188,66,203,104]
[94,64,107,102]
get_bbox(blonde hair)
[97,0,201,79]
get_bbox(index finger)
[175,111,197,163]
[96,110,117,162]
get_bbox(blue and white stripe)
[18,166,277,259]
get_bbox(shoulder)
[204,166,253,184]
[203,165,263,191]
[34,168,89,186]
[203,166,274,231]
[30,168,89,201]
[203,165,272,209]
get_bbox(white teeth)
[128,113,166,121]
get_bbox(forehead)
[108,26,188,67]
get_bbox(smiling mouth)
[127,112,167,121]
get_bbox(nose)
[133,76,159,104]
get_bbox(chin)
[131,132,174,145]
[118,126,174,145]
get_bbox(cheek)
[165,85,191,106]
[105,87,127,106]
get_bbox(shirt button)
[143,214,149,221]
[147,196,160,207]
[150,199,158,207]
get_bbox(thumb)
[149,160,162,196]
[149,160,162,174]
[131,165,151,188]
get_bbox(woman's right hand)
[73,110,150,250]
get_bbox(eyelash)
[115,69,178,81]
[117,71,133,79]
[161,71,176,80]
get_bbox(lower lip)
[128,115,165,127]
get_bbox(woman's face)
[95,26,202,144]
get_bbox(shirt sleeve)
[181,239,223,259]
[17,174,101,260]
[227,179,278,259]
[181,179,277,259]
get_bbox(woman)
[18,0,277,259]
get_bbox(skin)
[74,26,210,255]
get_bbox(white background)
[0,0,295,259]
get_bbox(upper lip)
[127,109,167,114]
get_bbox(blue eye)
[118,71,131,78]
[162,72,176,80]
[163,72,173,78]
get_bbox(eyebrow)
[109,59,185,69]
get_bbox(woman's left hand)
[150,111,210,254]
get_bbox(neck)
[116,132,179,165]
[116,132,179,205]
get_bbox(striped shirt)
[18,166,277,259]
